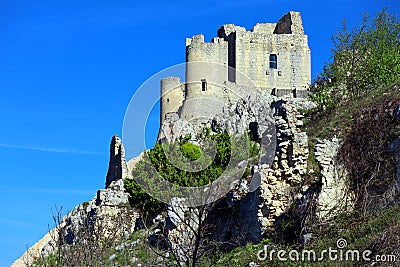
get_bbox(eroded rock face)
[256,98,310,231]
[162,94,315,255]
[58,178,139,247]
[163,93,354,254]
[13,184,138,267]
[159,112,199,144]
[166,199,207,264]
[206,96,314,243]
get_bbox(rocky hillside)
[14,90,362,266]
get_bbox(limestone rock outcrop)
[256,97,311,231]
[204,95,315,244]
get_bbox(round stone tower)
[180,35,229,121]
[160,76,184,126]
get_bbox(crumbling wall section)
[106,135,130,188]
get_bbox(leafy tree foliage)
[124,130,259,213]
[311,8,400,110]
[124,131,240,213]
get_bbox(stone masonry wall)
[105,135,130,188]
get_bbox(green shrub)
[124,131,250,213]
[180,141,202,161]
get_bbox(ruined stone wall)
[13,136,140,267]
[106,135,130,187]
[185,34,228,91]
[220,82,310,109]
[252,23,277,34]
[217,11,311,91]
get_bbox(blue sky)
[0,0,398,265]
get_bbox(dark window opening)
[167,98,170,103]
[269,54,277,69]
[201,79,207,91]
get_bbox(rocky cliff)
[142,92,355,263]
[14,93,355,266]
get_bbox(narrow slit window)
[269,54,277,69]
[201,79,207,91]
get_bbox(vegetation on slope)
[215,204,400,266]
[305,8,400,210]
[309,7,400,114]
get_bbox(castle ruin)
[160,11,311,127]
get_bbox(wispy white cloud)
[0,143,107,155]
[0,186,95,196]
[0,217,43,229]
[33,188,94,195]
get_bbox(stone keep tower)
[160,11,311,126]
[218,11,311,91]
